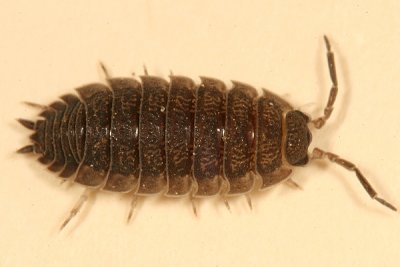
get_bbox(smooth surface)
[1,1,400,266]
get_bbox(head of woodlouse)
[284,110,312,166]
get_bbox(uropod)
[17,36,397,230]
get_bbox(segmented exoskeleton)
[18,36,397,230]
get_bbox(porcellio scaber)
[17,36,397,229]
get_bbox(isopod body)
[20,75,309,195]
[18,37,397,229]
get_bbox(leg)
[312,148,397,212]
[99,62,111,81]
[60,188,93,230]
[190,181,199,216]
[285,178,303,190]
[220,179,231,212]
[245,194,253,210]
[191,196,198,217]
[311,36,338,129]
[127,195,138,222]
[143,64,148,75]
[223,197,231,212]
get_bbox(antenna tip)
[323,35,331,51]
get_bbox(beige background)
[1,0,400,266]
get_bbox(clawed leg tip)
[286,179,303,191]
[224,199,231,213]
[99,61,106,69]
[127,195,138,223]
[192,205,198,217]
[127,210,135,223]
[99,62,111,80]
[245,195,253,210]
[143,64,148,76]
[59,219,70,231]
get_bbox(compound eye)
[307,129,312,145]
[295,155,309,166]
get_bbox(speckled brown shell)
[19,75,303,197]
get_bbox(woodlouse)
[17,36,397,229]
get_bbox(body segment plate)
[75,84,113,187]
